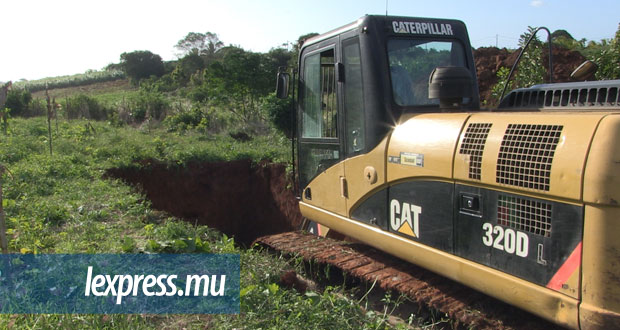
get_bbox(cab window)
[388,40,466,106]
[301,49,337,138]
[343,37,365,155]
[299,48,340,188]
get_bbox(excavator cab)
[289,15,479,195]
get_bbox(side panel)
[583,114,620,206]
[580,205,620,329]
[304,162,347,216]
[351,181,454,252]
[581,114,620,329]
[344,138,388,214]
[455,185,583,296]
[388,181,453,251]
[388,113,470,182]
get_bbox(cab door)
[298,38,347,216]
[340,35,388,227]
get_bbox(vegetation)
[0,117,421,329]
[174,32,224,58]
[5,30,297,137]
[4,89,33,117]
[13,70,125,93]
[491,24,620,104]
[590,25,620,80]
[490,26,547,103]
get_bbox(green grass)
[0,117,413,329]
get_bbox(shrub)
[262,93,293,138]
[139,74,178,93]
[4,89,33,117]
[489,27,547,106]
[592,25,620,80]
[64,94,111,120]
[130,90,169,122]
[163,106,207,131]
[187,85,209,103]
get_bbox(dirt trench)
[105,159,303,245]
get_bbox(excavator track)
[254,231,561,330]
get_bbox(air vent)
[497,195,552,237]
[459,123,492,180]
[498,80,620,111]
[496,124,563,191]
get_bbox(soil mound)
[474,46,587,104]
[106,159,303,245]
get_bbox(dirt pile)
[474,46,587,105]
[106,159,302,245]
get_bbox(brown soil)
[105,159,302,245]
[474,46,588,105]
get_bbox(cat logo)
[389,199,422,238]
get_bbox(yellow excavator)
[274,15,620,329]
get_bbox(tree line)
[1,27,618,137]
[107,31,314,135]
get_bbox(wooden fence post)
[0,81,11,136]
[45,87,53,156]
[54,97,59,133]
[0,165,8,254]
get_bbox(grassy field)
[0,117,429,329]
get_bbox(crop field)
[0,117,443,329]
[13,70,126,94]
[29,79,137,101]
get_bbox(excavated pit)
[105,159,303,245]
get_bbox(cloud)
[531,0,544,7]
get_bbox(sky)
[1,0,618,82]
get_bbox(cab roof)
[301,15,468,49]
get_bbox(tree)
[288,33,319,68]
[295,33,319,52]
[515,27,547,87]
[202,47,273,123]
[262,92,293,137]
[591,24,620,80]
[174,32,223,58]
[171,52,207,86]
[120,51,165,84]
[265,48,293,71]
[551,29,574,41]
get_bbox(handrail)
[499,27,554,102]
